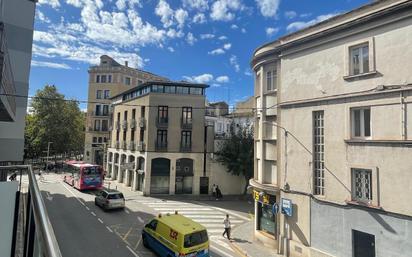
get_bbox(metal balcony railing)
[180,142,192,152]
[137,141,145,151]
[181,117,193,129]
[155,140,168,151]
[129,119,136,129]
[115,121,120,130]
[122,120,128,130]
[0,23,16,120]
[122,141,127,150]
[128,141,136,151]
[88,111,109,117]
[156,117,168,128]
[115,141,120,149]
[138,117,146,128]
[0,165,62,257]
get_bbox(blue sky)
[30,0,370,109]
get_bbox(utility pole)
[46,142,53,168]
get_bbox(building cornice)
[249,179,280,194]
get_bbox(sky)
[30,0,370,110]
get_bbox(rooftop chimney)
[125,61,128,67]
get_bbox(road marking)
[45,192,53,201]
[126,245,140,257]
[98,218,103,224]
[123,226,133,240]
[125,209,130,214]
[137,217,144,223]
[91,212,96,216]
[106,226,113,233]
[153,207,213,211]
[60,182,86,206]
[134,237,142,250]
[210,245,233,257]
[193,201,250,221]
[85,206,90,211]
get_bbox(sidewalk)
[229,220,282,257]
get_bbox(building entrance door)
[353,230,375,257]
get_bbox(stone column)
[143,155,151,196]
[169,157,176,195]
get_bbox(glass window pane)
[363,109,371,137]
[362,45,369,73]
[353,110,361,137]
[351,47,360,75]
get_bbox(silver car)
[94,190,125,210]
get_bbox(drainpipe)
[401,92,407,140]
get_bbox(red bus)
[63,161,104,190]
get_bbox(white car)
[94,189,125,210]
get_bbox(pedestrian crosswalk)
[132,198,248,252]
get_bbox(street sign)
[272,203,279,215]
[122,162,135,170]
[281,198,293,217]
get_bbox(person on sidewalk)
[222,214,231,240]
[212,184,217,198]
[216,185,223,200]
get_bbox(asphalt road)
[40,173,251,257]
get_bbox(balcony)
[138,117,146,128]
[88,111,109,117]
[130,119,136,129]
[0,165,62,257]
[181,117,193,129]
[115,121,120,130]
[115,141,120,149]
[155,140,168,151]
[137,141,146,151]
[122,120,128,130]
[180,142,192,152]
[0,23,16,121]
[122,141,127,150]
[128,141,136,151]
[156,117,168,128]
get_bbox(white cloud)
[167,46,175,52]
[200,33,215,39]
[255,0,280,18]
[218,35,227,40]
[241,28,246,33]
[287,13,339,32]
[31,60,72,69]
[66,0,83,8]
[186,32,197,45]
[230,55,240,72]
[208,48,225,55]
[166,28,184,38]
[175,8,189,28]
[265,27,279,37]
[210,0,244,21]
[244,69,252,76]
[155,0,174,28]
[223,43,231,50]
[183,73,214,84]
[300,13,312,18]
[115,0,141,10]
[211,83,221,87]
[38,0,60,9]
[35,9,51,23]
[285,10,297,19]
[193,13,207,24]
[216,75,229,83]
[231,24,238,29]
[183,0,209,11]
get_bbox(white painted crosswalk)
[132,198,248,254]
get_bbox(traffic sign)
[281,198,293,217]
[272,203,279,215]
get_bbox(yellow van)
[142,213,209,257]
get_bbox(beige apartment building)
[251,0,412,257]
[106,81,211,195]
[84,55,167,165]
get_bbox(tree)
[215,121,254,194]
[24,85,85,159]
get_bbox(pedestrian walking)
[222,214,231,240]
[212,184,217,198]
[216,185,222,200]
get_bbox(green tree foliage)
[215,121,254,194]
[24,85,84,158]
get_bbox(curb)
[228,241,248,257]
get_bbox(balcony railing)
[115,141,120,149]
[138,117,146,128]
[0,165,62,257]
[128,141,136,151]
[0,23,16,121]
[115,121,120,130]
[122,141,127,150]
[181,117,193,129]
[130,119,136,129]
[156,117,168,128]
[155,140,168,151]
[180,142,192,152]
[122,120,128,130]
[137,141,145,151]
[88,111,109,117]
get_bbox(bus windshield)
[184,230,208,248]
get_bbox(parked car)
[94,189,125,210]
